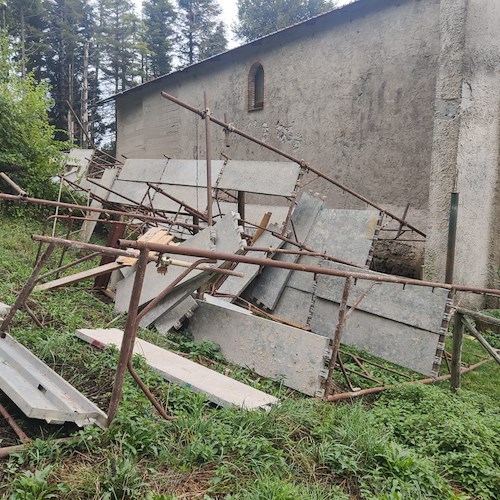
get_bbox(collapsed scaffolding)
[0,91,499,456]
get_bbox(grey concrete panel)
[0,334,107,427]
[153,296,198,333]
[215,202,290,228]
[115,212,244,312]
[216,224,284,301]
[272,287,313,327]
[76,328,278,410]
[189,300,328,396]
[316,262,448,333]
[286,209,379,293]
[310,298,440,376]
[0,302,11,318]
[66,149,93,169]
[139,273,210,328]
[118,158,168,182]
[248,193,324,310]
[107,179,151,206]
[218,160,301,196]
[151,185,207,213]
[159,159,225,187]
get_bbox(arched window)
[248,63,264,111]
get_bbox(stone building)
[105,0,500,296]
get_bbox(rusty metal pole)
[203,92,213,226]
[450,311,464,392]
[106,248,149,425]
[0,172,28,197]
[0,244,56,338]
[0,403,31,443]
[445,192,459,284]
[324,277,352,398]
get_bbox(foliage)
[234,0,336,42]
[176,0,227,66]
[0,32,67,201]
[143,0,177,78]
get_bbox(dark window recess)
[248,63,264,111]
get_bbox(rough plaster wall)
[426,0,500,294]
[116,0,440,212]
[424,0,468,282]
[454,0,500,292]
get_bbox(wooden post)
[451,312,464,392]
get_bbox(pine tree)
[234,0,336,42]
[97,0,141,93]
[143,0,176,78]
[176,0,227,67]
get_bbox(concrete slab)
[189,300,328,396]
[218,160,301,196]
[139,273,211,328]
[215,203,290,229]
[0,334,107,427]
[118,159,168,182]
[310,298,442,376]
[108,179,151,206]
[115,212,244,312]
[216,224,284,302]
[76,328,278,410]
[153,296,198,333]
[272,287,313,327]
[0,302,11,318]
[151,185,207,213]
[159,159,225,187]
[316,262,449,333]
[248,193,324,310]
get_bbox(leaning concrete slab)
[216,224,284,302]
[316,262,449,333]
[115,212,244,312]
[158,159,225,187]
[139,273,211,329]
[76,328,278,410]
[218,160,301,196]
[310,298,443,376]
[248,193,324,310]
[189,300,328,396]
[107,179,151,206]
[118,158,168,182]
[0,334,107,427]
[153,296,198,333]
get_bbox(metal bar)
[336,354,355,392]
[94,220,126,290]
[445,192,459,283]
[324,277,352,398]
[0,402,31,443]
[160,91,426,237]
[54,217,74,279]
[462,317,500,365]
[340,350,413,380]
[204,92,214,226]
[0,193,199,229]
[147,183,208,221]
[0,244,56,338]
[344,282,377,321]
[117,238,500,296]
[37,252,100,282]
[327,358,491,401]
[0,172,28,196]
[450,312,464,392]
[457,307,500,327]
[107,248,150,425]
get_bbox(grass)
[0,215,499,499]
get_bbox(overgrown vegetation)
[0,217,498,499]
[0,32,67,201]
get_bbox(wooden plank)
[35,262,125,291]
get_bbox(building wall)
[116,0,441,216]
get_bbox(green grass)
[0,215,499,499]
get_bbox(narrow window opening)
[248,63,264,111]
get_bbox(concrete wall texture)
[114,0,499,293]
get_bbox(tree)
[234,0,336,42]
[0,31,67,200]
[143,0,176,78]
[176,0,227,67]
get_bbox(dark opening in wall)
[248,63,264,111]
